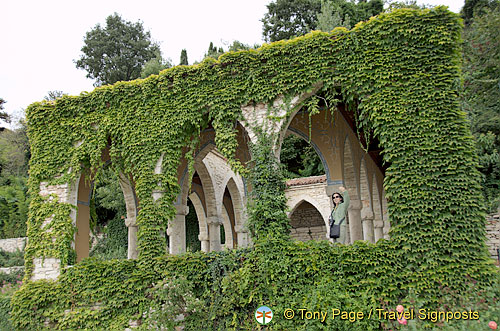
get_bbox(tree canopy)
[461,0,499,25]
[140,52,172,78]
[179,49,188,65]
[75,13,161,86]
[0,98,10,124]
[261,0,383,41]
[462,6,500,210]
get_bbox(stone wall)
[0,237,26,252]
[0,266,24,275]
[486,212,500,260]
[290,225,326,242]
[290,202,326,241]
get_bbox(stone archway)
[280,105,388,245]
[289,200,326,241]
[71,170,138,262]
[69,147,139,262]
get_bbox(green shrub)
[89,214,128,260]
[0,271,23,331]
[0,249,24,268]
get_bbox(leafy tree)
[0,176,28,238]
[280,135,324,179]
[204,42,225,60]
[316,0,351,31]
[462,0,499,26]
[0,124,29,177]
[0,98,10,124]
[75,13,161,86]
[0,121,30,238]
[89,167,128,259]
[462,7,500,210]
[140,52,172,78]
[262,0,321,42]
[180,49,188,65]
[227,40,260,52]
[384,0,432,11]
[262,0,383,41]
[43,90,66,101]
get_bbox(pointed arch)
[288,199,327,242]
[188,191,209,252]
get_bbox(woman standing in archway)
[329,187,350,244]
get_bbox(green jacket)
[330,190,350,225]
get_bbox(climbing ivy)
[12,6,497,329]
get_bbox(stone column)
[348,199,363,243]
[361,210,375,243]
[207,216,223,252]
[125,218,138,259]
[383,212,390,240]
[31,181,73,281]
[198,233,210,253]
[168,205,188,255]
[235,225,249,248]
[373,218,384,242]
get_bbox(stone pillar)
[125,218,138,259]
[348,199,363,243]
[32,181,72,281]
[207,216,223,252]
[383,212,390,240]
[198,233,210,253]
[373,218,384,242]
[235,225,249,248]
[361,211,375,243]
[168,205,188,255]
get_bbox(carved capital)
[124,217,137,227]
[361,209,374,221]
[348,199,362,210]
[175,205,189,216]
[198,234,209,242]
[207,216,223,226]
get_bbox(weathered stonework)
[32,257,60,281]
[285,176,331,241]
[32,104,392,280]
[0,237,26,252]
[39,181,71,203]
[486,212,500,260]
[0,266,24,275]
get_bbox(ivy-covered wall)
[11,7,498,329]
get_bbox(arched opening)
[280,118,330,241]
[88,167,129,260]
[72,148,138,262]
[185,199,201,252]
[289,200,326,241]
[221,187,235,248]
[276,96,389,245]
[280,132,324,179]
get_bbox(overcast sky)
[0,0,464,128]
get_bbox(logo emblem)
[255,306,273,325]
